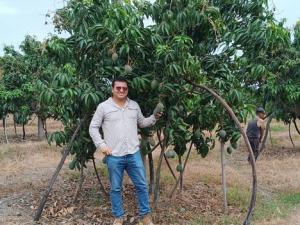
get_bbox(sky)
[0,0,66,55]
[0,0,299,55]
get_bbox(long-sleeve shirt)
[89,97,156,156]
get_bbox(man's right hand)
[101,147,113,155]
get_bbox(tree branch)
[184,78,257,225]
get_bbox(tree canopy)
[0,1,299,223]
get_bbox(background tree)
[0,46,33,140]
[0,36,58,140]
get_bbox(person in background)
[89,77,162,225]
[246,107,266,161]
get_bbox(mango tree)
[0,36,58,140]
[0,46,33,140]
[32,1,290,224]
[230,12,300,153]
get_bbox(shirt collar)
[109,97,130,109]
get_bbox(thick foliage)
[0,0,298,168]
[0,36,60,128]
[42,0,265,168]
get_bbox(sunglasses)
[115,86,128,91]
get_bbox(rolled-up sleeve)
[89,104,107,149]
[137,105,156,128]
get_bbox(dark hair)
[256,107,265,114]
[112,77,128,87]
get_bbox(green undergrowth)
[191,186,300,225]
[253,192,300,222]
[270,123,286,132]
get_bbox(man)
[89,77,162,225]
[246,107,266,161]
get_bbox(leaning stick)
[33,118,84,221]
[92,157,108,197]
[185,79,257,225]
[169,141,193,198]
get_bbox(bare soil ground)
[1,116,300,225]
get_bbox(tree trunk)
[149,141,161,153]
[220,140,227,213]
[289,122,295,149]
[269,126,274,148]
[293,119,300,135]
[169,142,193,198]
[257,116,273,159]
[154,130,167,208]
[163,153,177,180]
[3,117,9,144]
[148,152,155,194]
[38,116,45,141]
[185,79,257,225]
[22,124,26,140]
[33,118,84,221]
[43,119,48,139]
[73,161,85,203]
[92,157,108,197]
[13,115,17,135]
[179,155,183,191]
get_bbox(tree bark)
[163,153,177,180]
[38,116,45,141]
[149,141,161,153]
[293,119,300,135]
[257,116,273,159]
[43,119,48,139]
[73,161,85,203]
[22,124,26,140]
[179,155,183,191]
[185,79,257,225]
[3,117,9,144]
[154,132,176,180]
[289,122,295,149]
[154,130,167,208]
[269,126,274,148]
[169,142,193,198]
[92,157,108,197]
[148,152,155,194]
[33,119,84,221]
[220,140,227,213]
[13,115,17,136]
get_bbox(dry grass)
[258,209,300,225]
[0,141,63,198]
[1,141,61,173]
[0,114,62,143]
[256,157,300,193]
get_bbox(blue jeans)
[106,150,151,218]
